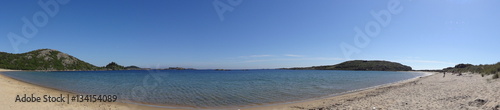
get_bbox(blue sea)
[1,70,425,108]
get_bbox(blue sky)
[1,0,500,69]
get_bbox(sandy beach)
[1,69,499,110]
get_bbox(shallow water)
[1,70,424,108]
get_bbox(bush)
[493,73,499,79]
[454,63,473,68]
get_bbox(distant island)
[162,67,196,70]
[284,60,413,71]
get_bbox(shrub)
[455,63,473,68]
[493,73,499,79]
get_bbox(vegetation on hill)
[105,62,125,70]
[0,49,145,71]
[444,62,500,79]
[286,60,412,71]
[0,49,99,70]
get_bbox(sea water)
[1,70,424,108]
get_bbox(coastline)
[2,70,499,110]
[239,71,433,110]
[244,71,500,110]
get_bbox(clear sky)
[1,0,500,70]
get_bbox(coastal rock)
[36,49,54,58]
[56,52,70,60]
[468,99,487,107]
[290,106,304,109]
[436,95,470,102]
[493,105,500,110]
[25,54,33,59]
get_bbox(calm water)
[1,70,424,108]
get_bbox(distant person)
[443,72,446,78]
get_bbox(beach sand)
[1,69,499,110]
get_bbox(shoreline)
[239,71,434,110]
[228,71,432,110]
[2,69,499,109]
[244,71,500,110]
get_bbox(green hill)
[286,60,412,71]
[0,49,100,71]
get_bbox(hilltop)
[285,60,412,71]
[0,49,99,71]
